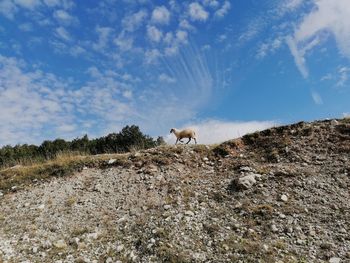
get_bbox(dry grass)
[0,152,130,192]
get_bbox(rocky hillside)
[0,118,350,263]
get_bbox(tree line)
[0,125,165,168]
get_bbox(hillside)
[0,118,350,263]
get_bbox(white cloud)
[163,32,174,44]
[151,6,170,24]
[165,119,277,145]
[179,19,194,30]
[122,10,148,32]
[69,45,85,57]
[144,49,161,64]
[0,0,18,19]
[18,23,33,32]
[286,36,308,78]
[0,55,71,145]
[147,25,163,42]
[189,2,209,22]
[257,37,282,59]
[93,26,113,50]
[286,0,304,10]
[311,91,323,105]
[336,67,350,87]
[114,33,134,51]
[57,123,77,132]
[288,0,350,77]
[176,30,188,44]
[43,0,61,7]
[55,26,71,41]
[203,0,219,8]
[0,55,138,145]
[14,0,41,10]
[158,73,176,83]
[214,1,231,18]
[53,9,78,26]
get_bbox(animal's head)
[170,128,175,134]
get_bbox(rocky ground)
[0,118,350,263]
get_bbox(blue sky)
[0,0,349,145]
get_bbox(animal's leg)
[175,138,178,145]
[194,138,197,144]
[186,138,191,144]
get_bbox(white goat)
[170,128,197,145]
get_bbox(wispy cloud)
[286,36,309,78]
[214,1,231,18]
[55,26,71,41]
[336,67,350,87]
[14,0,41,10]
[53,9,78,26]
[0,0,18,19]
[93,26,113,50]
[288,0,350,77]
[158,73,176,83]
[311,90,323,105]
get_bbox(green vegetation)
[0,125,164,168]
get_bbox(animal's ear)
[170,128,174,133]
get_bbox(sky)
[0,0,349,145]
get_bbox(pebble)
[271,224,278,232]
[108,159,116,164]
[164,205,171,210]
[236,173,259,189]
[116,244,124,252]
[329,258,341,263]
[280,194,288,202]
[53,240,67,249]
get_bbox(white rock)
[331,120,339,126]
[116,244,124,252]
[38,204,45,210]
[163,205,171,210]
[237,173,258,189]
[42,240,52,249]
[271,224,278,232]
[32,247,38,253]
[108,159,116,164]
[280,194,288,202]
[87,232,99,240]
[329,258,341,263]
[53,240,67,249]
